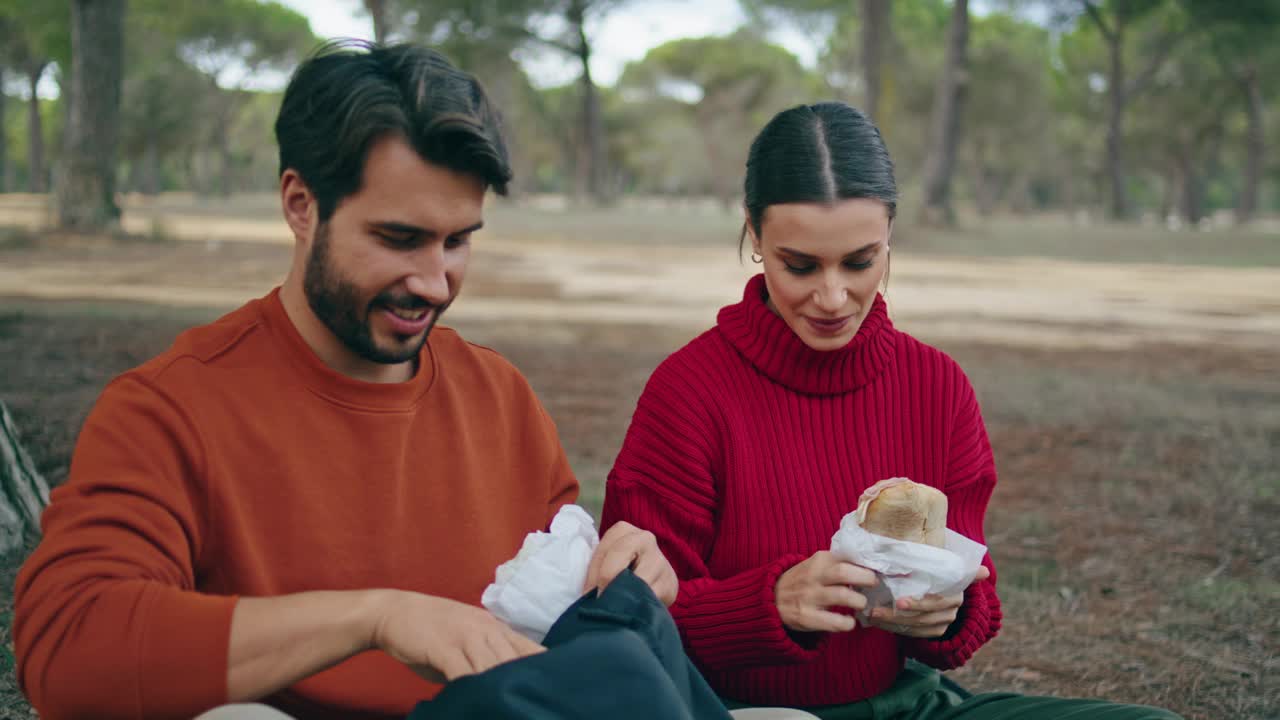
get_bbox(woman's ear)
[743,208,763,255]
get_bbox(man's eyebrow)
[367,220,484,237]
[776,240,881,260]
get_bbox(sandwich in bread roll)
[854,477,948,547]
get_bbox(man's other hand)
[370,591,545,683]
[584,521,678,606]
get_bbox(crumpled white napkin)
[829,510,988,617]
[481,504,600,642]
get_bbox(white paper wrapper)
[829,510,988,617]
[481,504,599,642]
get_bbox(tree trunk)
[1178,148,1202,226]
[970,135,995,216]
[1159,162,1176,222]
[1237,66,1264,225]
[364,0,390,43]
[215,105,233,198]
[860,0,890,123]
[919,0,969,226]
[570,0,606,205]
[142,136,161,195]
[0,69,7,193]
[56,0,126,232]
[26,61,48,194]
[1104,26,1128,220]
[0,400,51,554]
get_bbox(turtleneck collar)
[716,274,896,396]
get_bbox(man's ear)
[281,169,317,245]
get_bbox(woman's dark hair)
[275,40,512,222]
[740,102,897,254]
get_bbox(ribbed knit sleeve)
[13,375,237,719]
[902,365,1002,669]
[602,360,821,669]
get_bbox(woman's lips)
[805,315,852,336]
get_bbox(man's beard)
[303,223,446,366]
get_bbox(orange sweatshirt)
[13,289,579,719]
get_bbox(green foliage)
[615,31,814,202]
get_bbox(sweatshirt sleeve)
[601,361,820,670]
[903,367,1002,669]
[534,394,580,527]
[13,374,238,720]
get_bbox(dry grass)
[1,300,1273,718]
[0,200,1276,717]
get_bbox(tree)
[0,1,68,193]
[398,0,630,204]
[0,399,50,555]
[55,0,126,231]
[363,0,392,43]
[0,67,7,192]
[116,7,212,195]
[742,0,893,122]
[138,0,314,196]
[962,12,1053,215]
[1185,0,1280,224]
[1076,0,1188,220]
[618,31,813,207]
[1126,30,1231,224]
[858,0,891,123]
[919,0,970,225]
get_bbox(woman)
[601,102,1180,720]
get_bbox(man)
[13,41,676,719]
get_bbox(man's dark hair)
[275,40,512,222]
[740,102,897,254]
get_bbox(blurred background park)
[0,1,1278,718]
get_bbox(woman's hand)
[865,565,991,638]
[774,551,878,633]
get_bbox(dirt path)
[2,201,1278,351]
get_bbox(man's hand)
[864,565,991,638]
[774,550,878,633]
[583,521,678,606]
[371,591,545,683]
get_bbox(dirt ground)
[0,201,1277,718]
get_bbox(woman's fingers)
[816,584,869,612]
[821,558,879,589]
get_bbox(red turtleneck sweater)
[601,274,1001,707]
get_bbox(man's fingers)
[463,636,501,675]
[592,546,638,593]
[504,628,546,658]
[975,566,991,582]
[436,648,474,681]
[631,544,672,588]
[585,523,641,592]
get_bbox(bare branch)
[1125,30,1188,98]
[1082,0,1116,43]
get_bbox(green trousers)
[724,662,1183,720]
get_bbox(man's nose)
[404,245,451,305]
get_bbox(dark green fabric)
[723,661,1182,720]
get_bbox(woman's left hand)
[865,565,990,638]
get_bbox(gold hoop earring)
[750,251,763,264]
